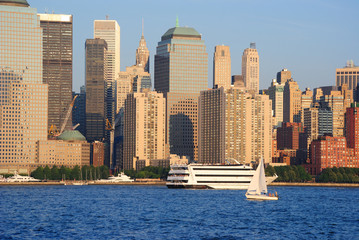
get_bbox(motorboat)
[6,171,41,182]
[96,172,134,183]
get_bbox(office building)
[276,68,292,84]
[267,79,284,127]
[85,38,107,142]
[72,86,86,137]
[136,31,150,72]
[154,22,208,162]
[319,91,344,137]
[0,0,48,173]
[304,104,332,144]
[336,61,359,90]
[242,43,259,93]
[198,87,272,164]
[283,79,302,123]
[301,88,313,122]
[123,91,166,169]
[213,45,231,89]
[39,13,73,132]
[232,75,244,87]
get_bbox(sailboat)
[245,158,278,200]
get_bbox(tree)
[51,166,61,180]
[265,165,276,177]
[71,165,81,180]
[43,166,51,180]
[31,167,44,180]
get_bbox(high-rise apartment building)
[136,32,150,72]
[276,68,292,84]
[336,61,359,90]
[0,0,48,173]
[242,43,259,93]
[39,14,73,132]
[304,104,332,144]
[85,39,107,142]
[283,79,302,123]
[319,91,345,137]
[123,91,166,169]
[301,88,313,122]
[116,65,151,114]
[213,45,231,89]
[267,79,284,127]
[198,87,272,164]
[154,23,208,162]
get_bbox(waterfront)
[0,186,358,239]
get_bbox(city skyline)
[31,0,359,92]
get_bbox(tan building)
[0,1,48,174]
[116,65,151,114]
[91,141,105,167]
[242,43,259,93]
[37,131,90,168]
[283,79,302,123]
[123,91,166,169]
[301,88,313,122]
[198,87,272,164]
[136,32,150,73]
[276,68,292,84]
[336,61,359,90]
[213,45,231,89]
[319,91,345,137]
[267,79,285,127]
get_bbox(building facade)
[213,45,231,89]
[39,13,73,132]
[283,79,302,123]
[242,43,259,93]
[154,23,208,162]
[136,33,150,72]
[85,39,107,142]
[123,91,166,169]
[276,68,292,84]
[336,61,359,90]
[267,79,284,127]
[0,0,48,174]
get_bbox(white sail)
[246,158,267,195]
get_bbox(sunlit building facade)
[242,43,259,93]
[213,45,231,89]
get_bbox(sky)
[30,0,359,92]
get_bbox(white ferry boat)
[166,164,277,190]
[6,171,41,182]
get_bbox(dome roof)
[0,0,29,7]
[161,26,201,41]
[58,130,86,142]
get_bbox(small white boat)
[72,182,88,186]
[245,159,278,201]
[96,172,134,183]
[6,171,41,182]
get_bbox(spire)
[176,16,179,27]
[142,17,144,37]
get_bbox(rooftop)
[161,26,201,41]
[0,0,29,7]
[57,130,87,142]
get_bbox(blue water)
[0,186,358,239]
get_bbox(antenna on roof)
[142,17,144,36]
[176,16,179,27]
[106,15,109,20]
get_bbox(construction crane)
[53,95,78,137]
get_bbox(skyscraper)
[242,43,259,93]
[213,45,231,89]
[85,38,107,142]
[276,68,292,84]
[39,13,73,132]
[267,79,284,127]
[123,91,166,170]
[136,31,150,72]
[154,21,208,162]
[199,87,272,164]
[336,61,359,90]
[283,79,302,123]
[0,0,48,173]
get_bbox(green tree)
[51,166,61,180]
[265,165,276,177]
[31,167,44,180]
[99,165,109,179]
[71,165,81,180]
[43,166,51,180]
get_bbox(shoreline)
[0,181,359,187]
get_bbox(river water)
[0,185,358,239]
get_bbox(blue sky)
[31,0,359,92]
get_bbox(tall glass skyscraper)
[154,22,208,162]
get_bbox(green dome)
[58,130,86,141]
[161,26,201,41]
[0,0,29,7]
